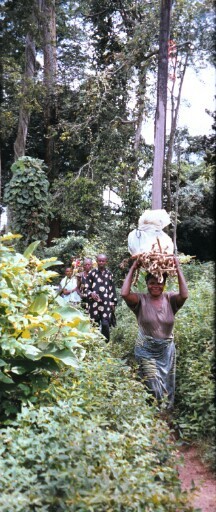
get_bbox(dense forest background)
[0,0,215,273]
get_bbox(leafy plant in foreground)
[0,352,195,512]
[0,233,100,422]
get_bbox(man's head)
[83,258,93,273]
[96,254,108,271]
[65,267,73,277]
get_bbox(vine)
[4,156,51,248]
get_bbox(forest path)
[177,444,216,511]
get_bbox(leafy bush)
[44,234,86,272]
[174,262,215,466]
[0,350,193,512]
[0,233,100,422]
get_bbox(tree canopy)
[0,0,215,263]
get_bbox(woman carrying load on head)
[121,255,188,409]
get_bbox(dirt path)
[177,445,216,512]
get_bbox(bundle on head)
[132,238,177,284]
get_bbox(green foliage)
[171,154,215,260]
[3,157,51,249]
[51,176,103,235]
[110,298,138,361]
[173,262,215,466]
[0,233,99,422]
[0,348,194,511]
[44,234,86,272]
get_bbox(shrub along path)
[177,445,216,512]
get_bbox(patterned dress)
[79,272,90,311]
[84,268,117,339]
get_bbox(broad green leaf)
[30,349,82,367]
[25,345,42,358]
[23,240,41,258]
[43,350,81,367]
[0,359,6,367]
[54,306,87,323]
[17,383,31,395]
[4,276,14,289]
[29,293,48,314]
[37,326,59,340]
[0,371,13,383]
[37,259,63,270]
[11,366,29,375]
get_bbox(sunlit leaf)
[23,240,41,258]
[29,293,48,314]
[21,329,31,339]
[0,371,13,383]
[37,259,63,270]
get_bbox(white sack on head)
[128,209,174,256]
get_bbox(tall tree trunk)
[41,0,57,179]
[0,55,3,210]
[128,68,147,187]
[14,33,36,160]
[165,51,189,211]
[134,70,146,155]
[40,0,58,242]
[152,0,172,210]
[173,143,181,254]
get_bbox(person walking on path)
[78,257,93,312]
[84,254,117,342]
[121,255,188,408]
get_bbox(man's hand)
[91,291,101,301]
[62,289,70,295]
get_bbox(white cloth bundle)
[128,209,174,256]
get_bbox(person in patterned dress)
[84,254,117,342]
[78,257,93,311]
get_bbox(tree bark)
[152,0,172,210]
[165,51,189,211]
[14,33,36,160]
[173,143,181,254]
[41,0,57,179]
[134,70,146,155]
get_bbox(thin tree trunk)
[41,0,57,179]
[152,0,172,210]
[165,51,189,211]
[0,56,2,208]
[14,33,36,160]
[134,70,146,155]
[173,144,181,254]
